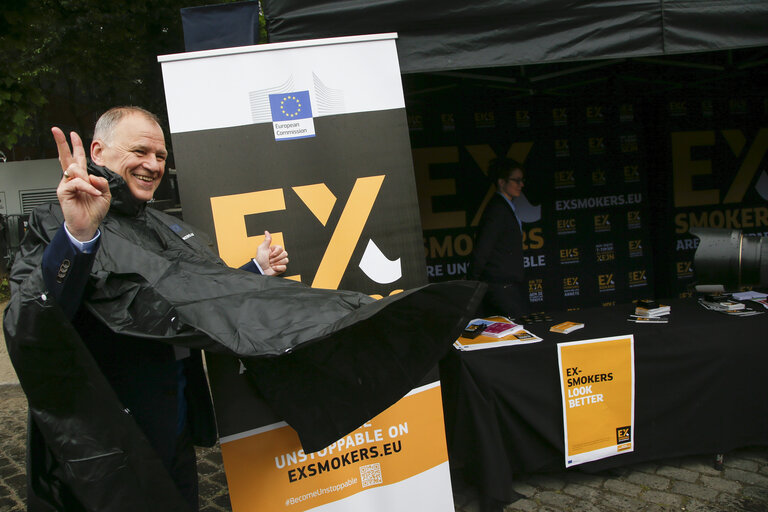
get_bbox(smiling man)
[14,106,288,511]
[6,106,485,512]
[91,109,168,203]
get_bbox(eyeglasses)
[507,177,525,185]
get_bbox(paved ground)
[0,301,16,386]
[2,383,768,512]
[3,302,768,511]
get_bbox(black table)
[439,298,768,503]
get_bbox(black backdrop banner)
[410,86,768,306]
[411,94,654,312]
[661,97,768,297]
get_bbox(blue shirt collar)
[498,191,517,212]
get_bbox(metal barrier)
[0,214,28,275]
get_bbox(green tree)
[1,0,263,160]
[0,1,51,156]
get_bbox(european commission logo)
[269,91,315,141]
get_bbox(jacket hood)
[87,161,146,217]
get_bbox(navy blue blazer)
[42,227,98,318]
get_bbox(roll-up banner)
[159,34,454,511]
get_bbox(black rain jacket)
[4,163,485,511]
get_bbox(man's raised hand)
[52,127,111,241]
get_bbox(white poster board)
[159,34,454,511]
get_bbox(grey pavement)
[2,384,768,511]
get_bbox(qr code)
[359,463,383,488]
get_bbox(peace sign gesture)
[52,127,111,242]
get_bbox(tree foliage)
[1,0,261,160]
[0,0,51,156]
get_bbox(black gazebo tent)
[261,0,768,73]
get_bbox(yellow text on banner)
[557,335,635,468]
[220,383,450,512]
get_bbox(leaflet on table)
[700,296,745,311]
[633,299,670,317]
[627,316,668,324]
[454,329,542,351]
[697,297,764,316]
[550,321,585,334]
[464,318,524,338]
[628,302,670,323]
[732,291,768,301]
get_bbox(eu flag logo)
[269,91,313,121]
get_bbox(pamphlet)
[483,321,524,338]
[634,299,671,317]
[463,318,524,337]
[455,317,541,351]
[454,329,542,351]
[698,297,763,316]
[700,293,746,311]
[550,321,585,334]
[732,291,768,301]
[629,299,671,323]
[627,316,668,324]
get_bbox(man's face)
[91,113,167,202]
[498,169,525,200]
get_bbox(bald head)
[94,106,162,145]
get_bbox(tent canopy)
[261,0,768,74]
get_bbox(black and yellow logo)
[588,137,605,155]
[210,175,404,298]
[628,269,647,288]
[516,110,531,128]
[555,170,575,189]
[598,273,615,292]
[563,276,580,297]
[623,165,640,183]
[671,128,768,233]
[557,218,577,235]
[559,247,580,265]
[474,111,495,128]
[676,261,694,279]
[616,426,631,444]
[586,105,604,124]
[552,107,568,126]
[592,168,606,186]
[594,214,611,232]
